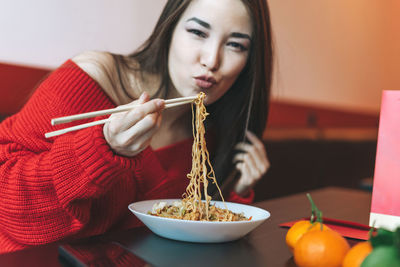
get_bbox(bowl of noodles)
[129,93,270,242]
[128,199,270,243]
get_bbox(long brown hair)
[115,0,273,196]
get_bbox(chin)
[202,96,216,106]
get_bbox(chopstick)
[51,95,197,125]
[45,119,110,138]
[45,95,197,138]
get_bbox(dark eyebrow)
[187,17,251,41]
[187,17,210,29]
[231,32,251,41]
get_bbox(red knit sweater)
[0,60,253,254]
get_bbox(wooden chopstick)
[45,119,110,138]
[51,95,197,125]
[45,95,197,138]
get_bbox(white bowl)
[128,199,270,243]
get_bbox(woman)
[0,0,272,253]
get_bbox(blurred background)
[0,0,399,200]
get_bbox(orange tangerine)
[294,228,350,267]
[286,220,329,253]
[342,241,372,267]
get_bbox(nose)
[200,42,221,71]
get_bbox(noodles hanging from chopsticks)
[150,92,248,222]
[182,92,227,220]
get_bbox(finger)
[114,113,160,156]
[233,153,245,163]
[120,99,165,131]
[235,142,264,166]
[246,150,270,176]
[122,111,162,144]
[235,145,269,176]
[117,91,149,109]
[235,141,269,173]
[117,131,154,157]
[105,92,152,133]
[242,154,263,180]
[234,150,259,178]
[246,130,267,157]
[235,162,247,180]
[236,162,256,186]
[156,111,162,128]
[126,124,158,156]
[234,142,252,152]
[138,91,150,103]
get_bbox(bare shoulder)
[71,51,114,77]
[71,51,144,104]
[71,51,119,97]
[72,50,113,64]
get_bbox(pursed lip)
[194,75,217,89]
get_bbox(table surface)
[0,186,372,267]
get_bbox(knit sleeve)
[227,189,255,205]
[0,60,141,247]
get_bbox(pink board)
[370,90,400,230]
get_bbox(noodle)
[149,93,249,222]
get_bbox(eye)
[227,42,248,52]
[187,29,207,38]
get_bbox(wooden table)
[0,187,372,267]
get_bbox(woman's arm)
[0,60,142,250]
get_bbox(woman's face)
[168,0,252,105]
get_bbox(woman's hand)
[103,92,164,157]
[233,130,270,196]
